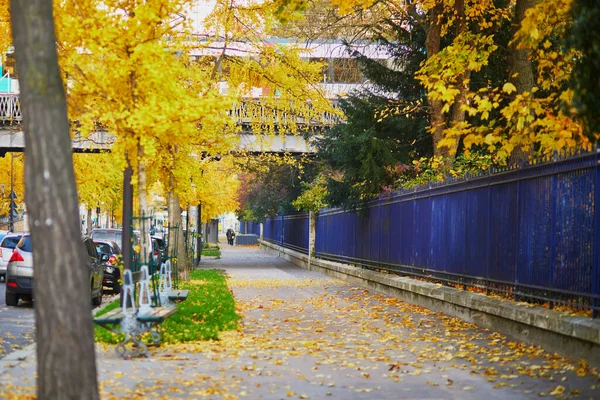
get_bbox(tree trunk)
[508,0,536,165]
[425,2,447,158]
[137,142,151,262]
[196,203,202,266]
[86,208,92,235]
[10,1,100,399]
[167,170,188,281]
[449,0,470,160]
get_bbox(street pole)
[196,203,202,266]
[9,153,14,232]
[121,156,133,305]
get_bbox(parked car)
[5,235,105,307]
[94,240,122,294]
[91,228,141,256]
[91,228,124,247]
[0,233,23,281]
[152,236,168,264]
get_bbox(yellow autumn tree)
[73,153,124,230]
[0,153,23,217]
[323,0,588,164]
[54,0,235,260]
[0,0,10,58]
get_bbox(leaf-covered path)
[0,245,598,399]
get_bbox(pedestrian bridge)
[0,94,339,155]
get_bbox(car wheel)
[5,292,18,306]
[92,288,103,307]
[112,280,121,295]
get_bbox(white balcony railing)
[0,94,341,128]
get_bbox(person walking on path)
[226,228,235,246]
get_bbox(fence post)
[593,146,600,318]
[548,155,558,310]
[514,173,522,302]
[259,222,263,241]
[280,215,284,247]
[308,211,316,270]
[486,175,492,296]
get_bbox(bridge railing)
[0,94,21,124]
[0,94,341,127]
[258,146,600,317]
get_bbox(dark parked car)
[94,240,122,294]
[5,235,104,306]
[152,236,168,264]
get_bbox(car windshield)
[153,238,165,249]
[17,236,32,253]
[1,235,22,249]
[92,231,122,245]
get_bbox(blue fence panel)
[311,148,600,315]
[282,213,309,253]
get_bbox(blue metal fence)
[263,213,310,254]
[248,221,261,236]
[251,148,600,316]
[315,148,600,316]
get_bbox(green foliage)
[569,0,600,139]
[396,153,495,189]
[94,269,240,344]
[292,175,329,212]
[238,160,318,219]
[319,94,430,209]
[314,15,431,210]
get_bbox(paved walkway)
[0,245,598,399]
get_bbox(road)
[0,281,35,359]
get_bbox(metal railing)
[263,213,310,255]
[0,94,21,124]
[0,94,340,127]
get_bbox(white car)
[0,233,23,281]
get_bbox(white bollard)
[121,269,136,315]
[165,260,173,293]
[138,265,152,316]
[159,262,170,306]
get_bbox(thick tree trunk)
[508,0,536,165]
[167,171,188,281]
[425,2,447,158]
[10,1,99,399]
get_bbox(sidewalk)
[0,245,598,399]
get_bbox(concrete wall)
[203,219,219,244]
[260,240,600,369]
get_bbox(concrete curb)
[0,293,121,376]
[260,240,600,368]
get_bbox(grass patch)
[94,299,123,344]
[96,298,121,316]
[201,249,221,257]
[94,269,239,344]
